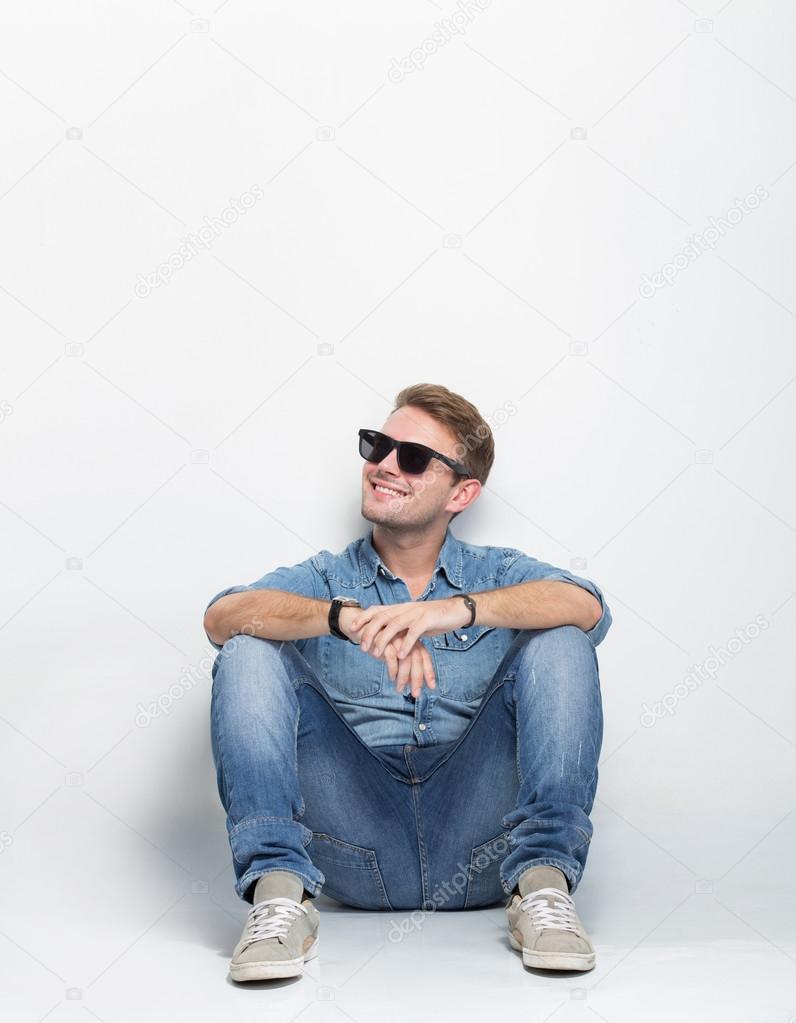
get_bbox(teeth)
[374,483,407,497]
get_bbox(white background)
[1,1,795,1020]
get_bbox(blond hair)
[391,383,495,521]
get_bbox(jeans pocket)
[463,831,511,909]
[308,833,393,910]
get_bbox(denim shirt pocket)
[320,634,385,699]
[430,624,497,702]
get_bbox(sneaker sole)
[509,933,595,971]
[229,936,319,982]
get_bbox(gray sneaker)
[506,886,596,971]
[229,892,320,982]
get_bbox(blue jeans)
[209,625,603,910]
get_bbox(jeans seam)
[211,686,234,812]
[293,685,304,818]
[229,815,312,843]
[464,831,511,909]
[515,714,523,787]
[311,834,393,910]
[411,677,508,782]
[311,833,376,855]
[508,819,591,847]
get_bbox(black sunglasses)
[358,428,470,477]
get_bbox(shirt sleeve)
[498,550,612,647]
[203,553,327,651]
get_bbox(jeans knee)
[225,633,279,650]
[218,632,282,661]
[212,634,291,689]
[523,617,593,650]
[513,624,597,681]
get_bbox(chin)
[362,503,392,522]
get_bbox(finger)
[359,621,384,652]
[395,651,413,693]
[420,644,436,689]
[409,648,424,698]
[359,613,395,652]
[372,621,408,658]
[349,608,375,633]
[384,642,398,682]
[397,626,423,660]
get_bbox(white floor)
[2,826,794,1022]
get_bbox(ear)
[446,478,481,516]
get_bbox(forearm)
[469,580,602,632]
[204,590,331,646]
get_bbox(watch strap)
[452,592,476,628]
[329,597,358,643]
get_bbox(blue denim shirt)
[204,526,611,749]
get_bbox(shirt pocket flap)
[430,624,499,702]
[432,624,495,651]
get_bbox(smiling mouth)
[370,479,411,498]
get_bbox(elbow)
[203,591,261,646]
[204,606,226,647]
[579,593,603,632]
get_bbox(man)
[204,382,611,982]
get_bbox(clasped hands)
[338,598,473,698]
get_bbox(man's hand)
[346,598,472,659]
[339,606,439,697]
[377,635,437,697]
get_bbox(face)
[360,406,480,530]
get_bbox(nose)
[376,446,401,475]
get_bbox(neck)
[370,521,449,583]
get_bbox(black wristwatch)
[452,592,477,629]
[329,596,361,642]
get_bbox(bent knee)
[212,633,293,685]
[211,637,303,713]
[516,624,596,669]
[510,626,599,706]
[218,632,284,660]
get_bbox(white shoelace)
[518,887,580,933]
[241,897,309,950]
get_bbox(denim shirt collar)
[358,525,464,589]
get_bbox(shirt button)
[418,723,426,731]
[460,634,468,641]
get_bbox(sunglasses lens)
[359,430,433,475]
[359,430,390,463]
[398,443,431,475]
